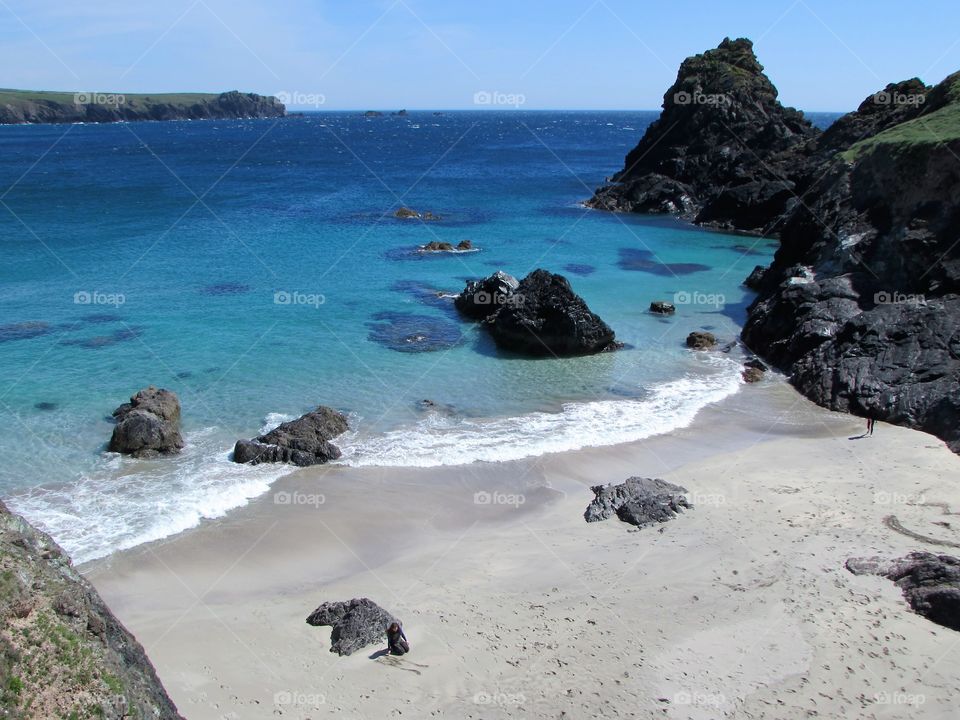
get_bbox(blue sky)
[2,0,959,111]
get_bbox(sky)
[1,0,959,111]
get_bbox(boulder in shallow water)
[233,406,348,466]
[686,331,717,350]
[454,270,520,320]
[421,241,454,252]
[109,386,184,458]
[306,598,398,655]
[584,477,691,528]
[650,301,676,315]
[846,553,960,631]
[483,269,619,356]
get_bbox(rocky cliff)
[590,39,960,452]
[0,89,285,124]
[0,501,183,719]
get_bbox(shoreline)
[83,378,960,719]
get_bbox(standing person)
[867,416,875,436]
[386,622,409,656]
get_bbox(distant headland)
[0,89,285,125]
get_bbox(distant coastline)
[0,89,285,125]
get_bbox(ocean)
[0,110,839,562]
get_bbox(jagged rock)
[482,270,619,356]
[584,477,691,528]
[395,207,441,221]
[650,301,676,315]
[586,37,816,230]
[422,241,454,251]
[456,239,473,250]
[846,553,960,631]
[686,331,717,349]
[233,406,348,466]
[742,366,765,383]
[306,598,398,656]
[455,270,520,320]
[109,387,184,457]
[0,501,183,719]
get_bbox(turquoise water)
[0,111,823,561]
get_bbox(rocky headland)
[0,89,285,125]
[588,37,960,452]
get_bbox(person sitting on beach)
[386,622,409,656]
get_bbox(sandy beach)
[85,379,960,719]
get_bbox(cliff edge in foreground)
[0,501,183,719]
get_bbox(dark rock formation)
[847,553,960,631]
[589,36,960,453]
[0,500,183,718]
[742,366,765,383]
[454,270,520,320]
[584,477,691,529]
[395,207,440,221]
[686,331,717,349]
[650,301,676,315]
[233,406,348,466]
[0,90,284,125]
[586,38,816,231]
[456,239,473,250]
[305,598,398,656]
[483,270,619,356]
[109,387,184,458]
[422,241,454,251]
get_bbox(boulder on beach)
[108,386,184,458]
[454,270,520,320]
[650,301,675,315]
[686,331,717,350]
[233,406,348,467]
[483,269,620,356]
[584,477,691,528]
[306,598,398,656]
[846,553,960,631]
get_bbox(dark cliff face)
[0,501,183,719]
[587,38,817,230]
[590,39,960,452]
[0,90,286,125]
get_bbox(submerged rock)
[584,477,691,528]
[650,301,676,315]
[454,270,520,320]
[483,269,619,356]
[367,311,464,352]
[109,386,184,458]
[846,553,960,631]
[306,598,398,656]
[0,500,184,718]
[233,406,348,466]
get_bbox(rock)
[232,406,348,466]
[483,269,620,356]
[584,477,691,528]
[454,270,520,320]
[686,331,717,350]
[108,386,184,457]
[456,239,473,250]
[0,500,184,718]
[742,366,765,383]
[364,110,383,117]
[306,598,398,656]
[586,37,816,230]
[422,241,454,251]
[846,553,960,631]
[650,301,675,315]
[395,206,441,221]
[744,358,768,372]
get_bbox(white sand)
[86,381,960,719]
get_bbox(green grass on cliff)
[842,87,960,160]
[0,88,241,109]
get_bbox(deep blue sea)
[0,110,840,562]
